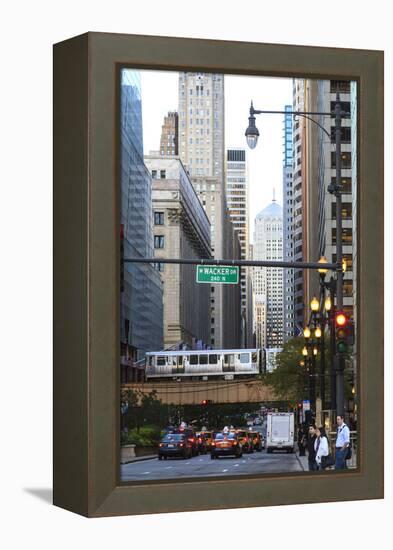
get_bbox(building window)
[331,126,351,143]
[331,203,352,219]
[332,228,352,245]
[154,211,164,225]
[152,170,157,179]
[160,170,166,179]
[154,235,165,249]
[330,80,351,93]
[331,176,352,194]
[331,152,352,169]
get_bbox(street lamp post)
[245,97,349,415]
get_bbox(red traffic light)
[335,312,347,327]
[297,402,302,409]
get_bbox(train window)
[190,355,198,365]
[157,356,166,366]
[178,356,183,366]
[209,354,217,364]
[252,352,257,363]
[199,355,208,365]
[240,353,250,363]
[224,355,229,364]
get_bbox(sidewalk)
[296,452,308,471]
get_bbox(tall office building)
[282,106,295,342]
[226,148,251,345]
[178,72,241,349]
[159,111,178,156]
[252,201,284,349]
[314,80,354,318]
[292,79,306,330]
[144,154,211,349]
[120,69,163,381]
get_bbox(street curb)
[121,455,157,465]
[295,453,307,472]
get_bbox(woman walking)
[314,426,330,470]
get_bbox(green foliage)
[261,335,333,403]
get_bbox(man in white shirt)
[335,415,350,469]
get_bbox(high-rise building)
[292,79,306,331]
[282,106,294,342]
[144,154,211,349]
[178,72,241,349]
[226,148,251,346]
[252,201,284,349]
[314,80,354,318]
[120,69,163,381]
[159,111,178,156]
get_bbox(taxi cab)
[199,431,214,451]
[211,432,243,459]
[248,430,263,452]
[235,430,253,453]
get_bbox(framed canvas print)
[53,32,384,517]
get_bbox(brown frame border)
[53,32,384,517]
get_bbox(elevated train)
[145,348,265,381]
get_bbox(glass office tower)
[120,69,163,369]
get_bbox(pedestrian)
[335,415,350,470]
[297,425,306,456]
[314,426,329,470]
[306,424,318,471]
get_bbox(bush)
[125,425,161,447]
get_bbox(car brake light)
[212,442,215,446]
[189,438,194,443]
[159,443,163,447]
[179,443,184,447]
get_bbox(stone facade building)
[144,154,211,349]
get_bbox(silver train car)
[145,349,264,381]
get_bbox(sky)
[139,70,292,242]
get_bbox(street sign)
[303,400,310,411]
[196,265,239,284]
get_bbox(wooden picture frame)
[53,32,384,517]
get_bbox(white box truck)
[266,412,295,453]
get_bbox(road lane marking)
[142,472,150,474]
[234,464,239,467]
[222,469,228,472]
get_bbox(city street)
[121,450,303,481]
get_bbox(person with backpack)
[335,414,351,470]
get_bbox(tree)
[261,337,309,402]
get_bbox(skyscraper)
[282,106,294,342]
[178,72,241,349]
[226,148,251,345]
[120,69,163,380]
[252,201,284,349]
[159,111,178,156]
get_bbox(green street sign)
[196,265,239,284]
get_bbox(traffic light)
[120,224,125,293]
[335,311,348,354]
[297,401,302,410]
[201,399,213,405]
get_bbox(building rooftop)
[256,201,283,220]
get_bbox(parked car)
[158,433,192,460]
[211,432,242,459]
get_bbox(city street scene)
[119,69,358,482]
